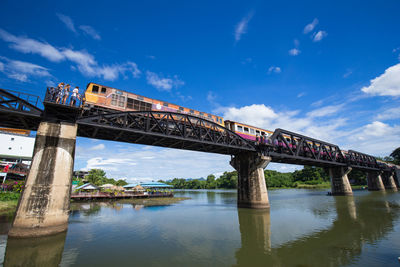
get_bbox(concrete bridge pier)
[230,153,271,209]
[394,168,400,189]
[329,167,353,195]
[382,172,398,191]
[367,171,385,191]
[8,121,77,238]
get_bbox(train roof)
[86,82,223,119]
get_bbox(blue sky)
[1,0,399,182]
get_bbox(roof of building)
[123,181,173,188]
[76,183,99,190]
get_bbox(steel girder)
[77,110,256,155]
[0,88,43,130]
[260,128,382,170]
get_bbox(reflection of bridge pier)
[234,209,272,267]
[4,232,67,266]
[235,194,399,266]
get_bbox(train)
[83,82,273,142]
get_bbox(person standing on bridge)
[55,82,64,104]
[62,84,70,105]
[70,86,79,107]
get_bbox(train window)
[179,107,184,111]
[118,96,125,107]
[111,94,118,105]
[256,130,260,134]
[261,131,265,135]
[250,129,255,134]
[127,98,134,109]
[219,118,222,123]
[101,87,107,94]
[137,95,144,101]
[199,112,204,116]
[244,127,249,133]
[133,100,140,110]
[163,102,168,107]
[92,85,99,93]
[237,126,243,132]
[208,114,211,118]
[189,109,194,113]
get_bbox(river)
[0,189,399,266]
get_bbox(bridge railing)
[0,88,42,114]
[44,87,83,108]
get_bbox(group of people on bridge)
[47,82,83,107]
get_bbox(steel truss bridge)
[0,88,395,172]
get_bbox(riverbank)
[0,192,20,215]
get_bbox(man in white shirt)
[70,86,79,106]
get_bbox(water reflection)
[4,232,66,267]
[235,193,400,267]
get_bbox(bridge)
[0,88,399,237]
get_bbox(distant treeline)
[159,166,368,190]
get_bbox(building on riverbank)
[123,181,173,190]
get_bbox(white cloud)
[234,12,253,42]
[146,71,184,91]
[303,18,319,34]
[297,92,306,98]
[345,121,400,155]
[90,144,105,151]
[343,69,352,78]
[268,66,281,74]
[207,91,217,103]
[0,57,51,82]
[289,48,301,56]
[0,29,141,81]
[79,25,101,40]
[306,105,343,118]
[361,63,400,97]
[313,30,327,42]
[56,13,76,33]
[0,29,64,62]
[375,107,400,121]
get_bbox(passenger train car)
[224,120,273,141]
[84,83,224,126]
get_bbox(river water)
[1,189,400,266]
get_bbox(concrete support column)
[394,168,400,189]
[9,121,77,237]
[382,172,398,191]
[367,171,385,191]
[329,167,353,196]
[230,152,270,209]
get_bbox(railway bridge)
[0,88,399,237]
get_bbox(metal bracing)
[0,88,43,130]
[260,128,347,168]
[77,110,255,155]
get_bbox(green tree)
[390,147,400,165]
[206,174,216,189]
[86,169,107,185]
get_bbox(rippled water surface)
[1,189,400,266]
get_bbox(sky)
[1,0,399,182]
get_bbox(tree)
[86,169,107,185]
[390,147,400,165]
[206,174,216,189]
